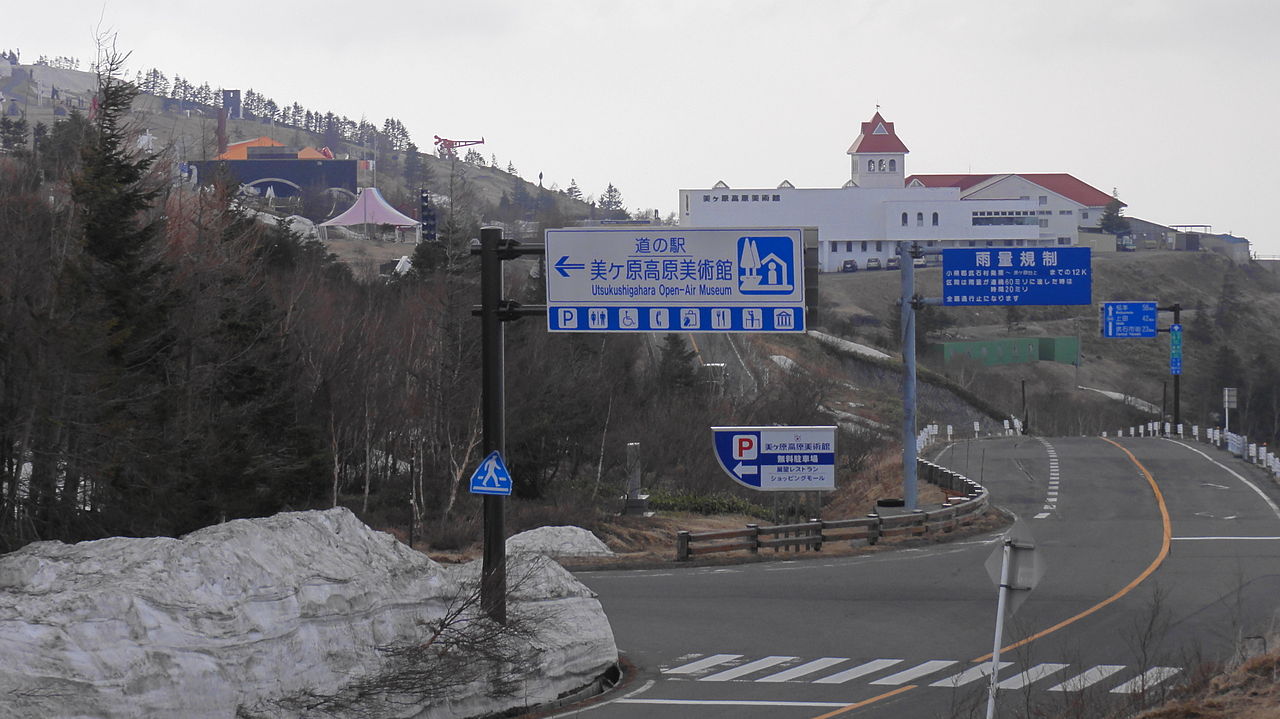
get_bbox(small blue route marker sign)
[1170,323,1183,376]
[711,426,836,491]
[1101,301,1158,338]
[469,450,513,496]
[942,247,1091,306]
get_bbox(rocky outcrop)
[0,509,617,718]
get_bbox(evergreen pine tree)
[655,334,698,389]
[1099,189,1131,236]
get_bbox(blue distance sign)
[1170,323,1183,376]
[711,426,836,491]
[468,450,513,496]
[545,227,806,333]
[1101,301,1158,338]
[942,247,1091,306]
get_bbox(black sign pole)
[479,227,507,624]
[1158,303,1183,431]
[1172,304,1181,429]
[472,228,546,625]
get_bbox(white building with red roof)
[679,112,1117,272]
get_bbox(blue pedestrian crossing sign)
[469,451,513,496]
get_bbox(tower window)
[878,159,886,171]
[932,212,939,226]
[916,212,924,227]
[868,160,875,173]
[901,212,908,227]
[889,159,896,172]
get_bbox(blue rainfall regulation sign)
[545,227,806,333]
[942,247,1091,306]
[711,426,836,491]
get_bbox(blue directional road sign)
[942,247,1091,306]
[545,227,806,333]
[1170,323,1183,375]
[711,426,836,491]
[468,450,513,496]
[1101,301,1158,338]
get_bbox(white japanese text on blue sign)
[1101,301,1158,338]
[711,426,836,491]
[546,227,806,333]
[942,247,1091,306]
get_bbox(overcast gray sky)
[9,0,1280,252]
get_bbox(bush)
[646,490,772,519]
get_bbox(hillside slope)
[810,250,1280,436]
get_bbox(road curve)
[563,436,1280,719]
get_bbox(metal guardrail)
[675,459,989,561]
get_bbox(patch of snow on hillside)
[1078,385,1160,415]
[807,330,893,360]
[770,355,798,372]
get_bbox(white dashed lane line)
[1034,437,1060,519]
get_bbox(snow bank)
[770,355,799,372]
[507,525,614,558]
[1078,385,1161,414]
[807,330,893,360]
[0,509,616,718]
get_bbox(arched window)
[901,212,909,227]
[916,212,924,227]
[878,159,886,171]
[889,159,896,172]
[932,212,939,226]
[868,160,875,172]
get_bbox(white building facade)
[679,112,1116,272]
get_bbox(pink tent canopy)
[320,187,419,228]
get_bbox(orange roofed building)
[216,136,333,161]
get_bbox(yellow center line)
[970,437,1171,662]
[808,437,1172,717]
[808,685,917,719]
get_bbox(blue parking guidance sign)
[942,247,1091,306]
[469,451,513,496]
[711,426,836,491]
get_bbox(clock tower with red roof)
[848,111,909,189]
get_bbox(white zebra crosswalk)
[661,653,1179,695]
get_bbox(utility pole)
[900,243,922,511]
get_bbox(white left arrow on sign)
[734,462,758,478]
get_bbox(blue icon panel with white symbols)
[549,306,804,333]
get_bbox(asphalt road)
[563,436,1280,719]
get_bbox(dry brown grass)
[1134,650,1280,719]
[822,447,949,519]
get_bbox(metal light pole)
[901,243,919,511]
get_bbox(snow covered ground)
[807,330,894,360]
[0,508,616,718]
[1078,385,1161,414]
[507,525,615,558]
